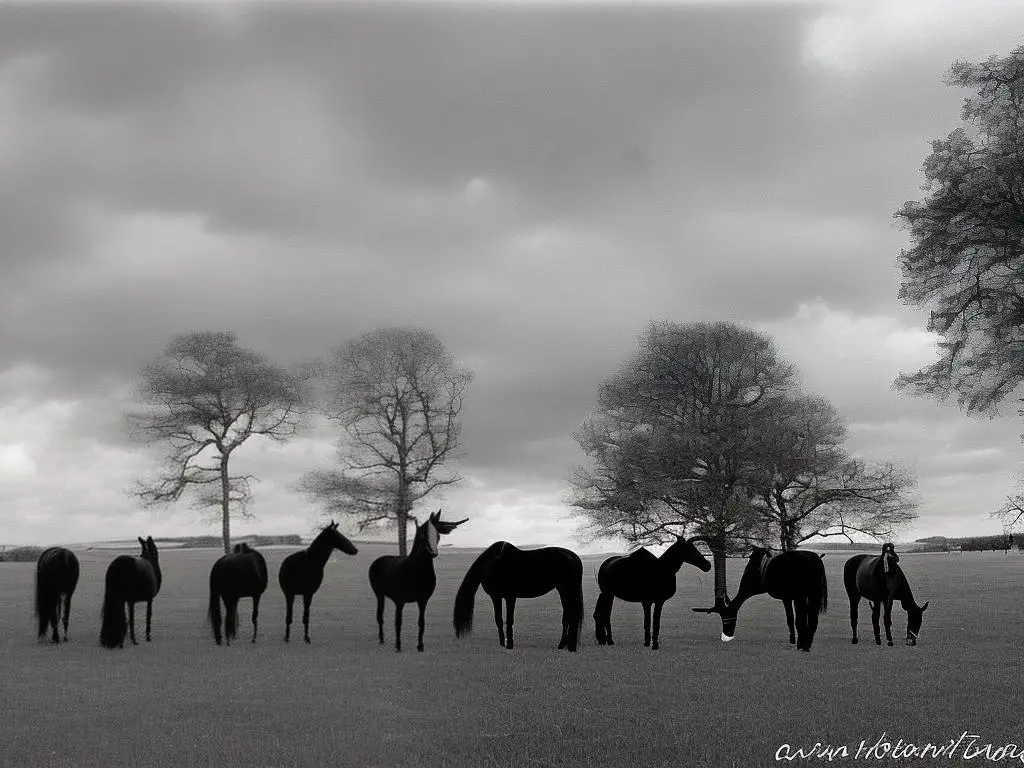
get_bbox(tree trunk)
[220,455,231,555]
[712,548,729,605]
[395,479,409,556]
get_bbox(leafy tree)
[128,331,306,553]
[894,47,1024,414]
[570,320,796,606]
[299,327,473,555]
[749,395,918,550]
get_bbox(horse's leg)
[491,594,505,648]
[870,601,882,645]
[62,593,72,642]
[128,602,138,645]
[783,599,796,645]
[605,595,615,646]
[558,592,571,650]
[251,595,260,643]
[302,593,313,643]
[416,598,427,652]
[883,598,894,646]
[284,593,294,642]
[506,597,516,650]
[642,602,652,647]
[849,594,861,644]
[806,595,820,649]
[794,599,809,652]
[145,599,153,642]
[376,594,385,645]
[394,602,404,652]
[651,601,664,650]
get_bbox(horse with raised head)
[369,510,467,652]
[844,543,929,646]
[209,543,269,645]
[278,520,358,643]
[693,547,827,652]
[594,535,711,650]
[99,536,162,649]
[453,541,584,652]
[35,547,80,643]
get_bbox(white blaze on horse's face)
[426,521,440,556]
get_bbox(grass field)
[2,545,1022,767]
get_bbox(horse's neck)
[732,555,770,606]
[896,575,916,609]
[406,539,434,570]
[145,556,162,590]
[657,542,688,574]
[306,537,333,568]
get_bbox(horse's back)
[764,550,825,599]
[37,547,80,590]
[107,555,158,602]
[278,550,318,594]
[488,546,581,599]
[214,551,268,597]
[848,554,899,600]
[599,550,671,601]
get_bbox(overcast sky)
[2,0,1024,550]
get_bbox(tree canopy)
[895,47,1024,414]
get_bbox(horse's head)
[692,596,740,641]
[416,509,468,557]
[137,536,159,564]
[318,520,358,556]
[906,600,929,646]
[665,535,712,573]
[881,542,899,573]
[233,542,252,554]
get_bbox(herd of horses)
[31,512,930,653]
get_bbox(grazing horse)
[693,548,828,652]
[278,520,358,643]
[209,543,269,645]
[594,536,711,650]
[453,541,584,652]
[844,543,929,647]
[35,547,80,643]
[369,510,467,652]
[99,537,162,649]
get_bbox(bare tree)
[299,327,473,555]
[570,320,796,608]
[128,331,306,554]
[749,395,918,550]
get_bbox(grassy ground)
[1,545,1022,767]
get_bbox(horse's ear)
[920,601,929,612]
[431,509,441,521]
[330,519,338,529]
[138,537,145,546]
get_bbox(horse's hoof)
[651,644,659,651]
[643,640,650,647]
[887,641,894,647]
[417,645,424,652]
[852,638,858,645]
[304,638,311,644]
[607,639,614,646]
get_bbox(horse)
[453,541,584,652]
[34,547,80,643]
[208,543,269,645]
[594,536,711,650]
[99,536,162,649]
[844,543,929,647]
[369,509,467,652]
[278,520,359,643]
[693,547,827,652]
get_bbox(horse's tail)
[34,565,54,638]
[99,565,127,649]
[818,563,828,615]
[576,580,585,648]
[453,542,505,638]
[208,574,223,645]
[225,599,238,641]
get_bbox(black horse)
[694,547,827,652]
[100,536,162,649]
[844,543,929,647]
[369,510,467,652]
[594,536,711,650]
[35,547,80,643]
[278,520,358,643]
[453,541,584,652]
[209,543,269,645]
